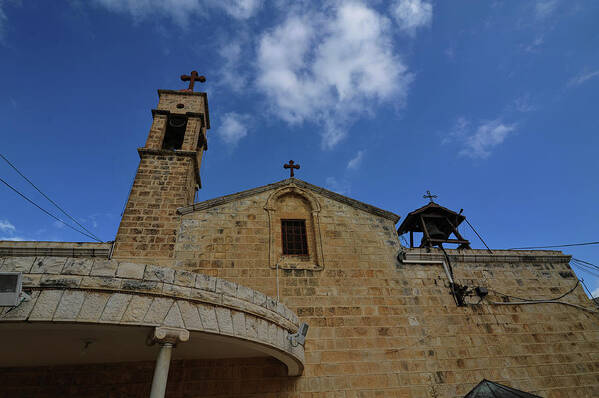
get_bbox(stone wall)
[112,152,197,262]
[3,181,599,396]
[169,183,599,397]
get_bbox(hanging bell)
[425,221,446,240]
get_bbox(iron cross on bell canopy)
[423,190,438,203]
[284,160,300,178]
[180,71,206,92]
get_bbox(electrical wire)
[0,153,103,242]
[487,280,579,302]
[571,263,599,278]
[508,241,599,250]
[486,298,598,314]
[463,217,493,253]
[573,258,599,268]
[485,280,597,314]
[0,176,102,242]
[579,278,597,301]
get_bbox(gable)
[177,178,400,223]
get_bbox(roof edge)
[178,178,400,223]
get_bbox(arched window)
[264,185,324,271]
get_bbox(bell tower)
[112,72,210,263]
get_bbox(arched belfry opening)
[162,114,188,150]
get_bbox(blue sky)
[1,1,598,293]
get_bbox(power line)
[573,258,599,268]
[509,241,599,250]
[571,263,599,278]
[580,278,597,301]
[0,153,103,242]
[0,176,102,242]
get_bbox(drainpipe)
[397,250,458,304]
[149,327,190,398]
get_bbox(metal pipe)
[276,262,280,302]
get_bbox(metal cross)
[423,190,438,203]
[180,71,206,92]
[284,160,300,178]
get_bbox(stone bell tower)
[112,72,210,263]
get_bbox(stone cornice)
[156,90,210,129]
[0,241,111,258]
[178,178,400,222]
[402,247,572,264]
[150,109,205,122]
[0,256,299,328]
[157,89,206,97]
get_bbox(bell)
[425,221,446,240]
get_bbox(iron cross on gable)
[284,160,300,178]
[423,190,438,203]
[180,71,206,92]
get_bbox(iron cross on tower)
[180,71,206,92]
[423,190,438,203]
[284,160,300,178]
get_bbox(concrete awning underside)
[0,256,304,376]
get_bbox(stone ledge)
[0,288,304,375]
[0,256,299,328]
[401,247,572,264]
[0,242,111,258]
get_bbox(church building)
[1,75,598,397]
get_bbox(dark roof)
[464,379,542,398]
[177,178,400,222]
[397,201,465,235]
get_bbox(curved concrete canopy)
[0,256,304,376]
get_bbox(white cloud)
[390,0,432,35]
[218,40,247,93]
[215,0,262,19]
[0,2,7,43]
[0,219,15,233]
[591,286,599,298]
[535,0,559,19]
[512,94,537,113]
[347,150,364,170]
[93,0,261,24]
[219,112,250,145]
[568,69,599,87]
[523,35,544,53]
[0,219,27,241]
[53,220,65,229]
[0,236,27,241]
[325,177,350,195]
[460,119,516,159]
[444,117,516,159]
[256,2,412,149]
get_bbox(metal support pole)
[150,342,174,398]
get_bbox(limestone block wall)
[113,152,197,262]
[170,186,599,397]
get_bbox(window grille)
[281,219,308,255]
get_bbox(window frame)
[281,219,309,256]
